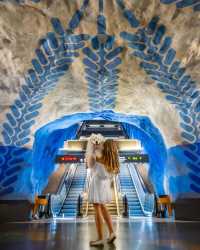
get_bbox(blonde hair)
[98,139,120,174]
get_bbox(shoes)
[89,239,104,246]
[89,233,116,246]
[32,214,39,220]
[107,232,116,243]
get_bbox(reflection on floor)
[0,218,200,250]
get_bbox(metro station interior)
[0,0,200,249]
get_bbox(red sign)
[61,156,78,161]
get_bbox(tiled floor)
[0,218,200,250]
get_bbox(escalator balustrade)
[119,164,145,217]
[59,164,87,217]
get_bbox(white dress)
[88,162,113,204]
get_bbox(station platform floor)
[0,217,200,250]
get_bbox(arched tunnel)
[31,111,167,197]
[0,0,200,249]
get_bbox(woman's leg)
[93,203,103,240]
[100,204,114,236]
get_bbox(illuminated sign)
[55,155,83,163]
[55,153,148,163]
[125,154,149,163]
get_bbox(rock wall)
[0,0,200,199]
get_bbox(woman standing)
[86,138,120,246]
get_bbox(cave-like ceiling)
[0,0,199,149]
[0,0,200,199]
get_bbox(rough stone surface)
[0,0,199,148]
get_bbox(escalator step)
[63,204,76,208]
[62,209,76,212]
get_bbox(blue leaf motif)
[121,15,200,192]
[0,7,90,195]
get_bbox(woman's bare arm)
[85,142,96,168]
[85,134,105,169]
[86,154,96,168]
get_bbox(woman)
[86,138,120,246]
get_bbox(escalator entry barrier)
[77,194,83,217]
[122,194,128,217]
[157,195,173,218]
[32,194,52,219]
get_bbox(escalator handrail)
[113,176,120,216]
[116,174,122,194]
[134,165,154,214]
[127,163,145,213]
[50,164,77,216]
[58,164,78,216]
[128,164,154,215]
[83,167,91,193]
[56,166,72,194]
[84,170,93,217]
[134,164,148,193]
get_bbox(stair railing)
[116,174,122,193]
[127,163,154,216]
[82,169,92,217]
[113,176,120,216]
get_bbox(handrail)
[84,170,92,217]
[127,163,154,216]
[84,168,91,193]
[58,164,77,216]
[134,164,148,193]
[116,174,122,194]
[113,176,120,216]
[57,166,72,194]
[127,164,145,210]
[50,164,77,217]
[117,172,125,215]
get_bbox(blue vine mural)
[0,0,90,197]
[83,1,123,111]
[0,0,41,3]
[160,0,200,11]
[116,0,140,28]
[0,0,200,198]
[120,15,200,192]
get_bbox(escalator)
[59,164,86,217]
[51,162,153,218]
[51,120,154,219]
[51,164,120,218]
[51,164,87,218]
[119,164,145,217]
